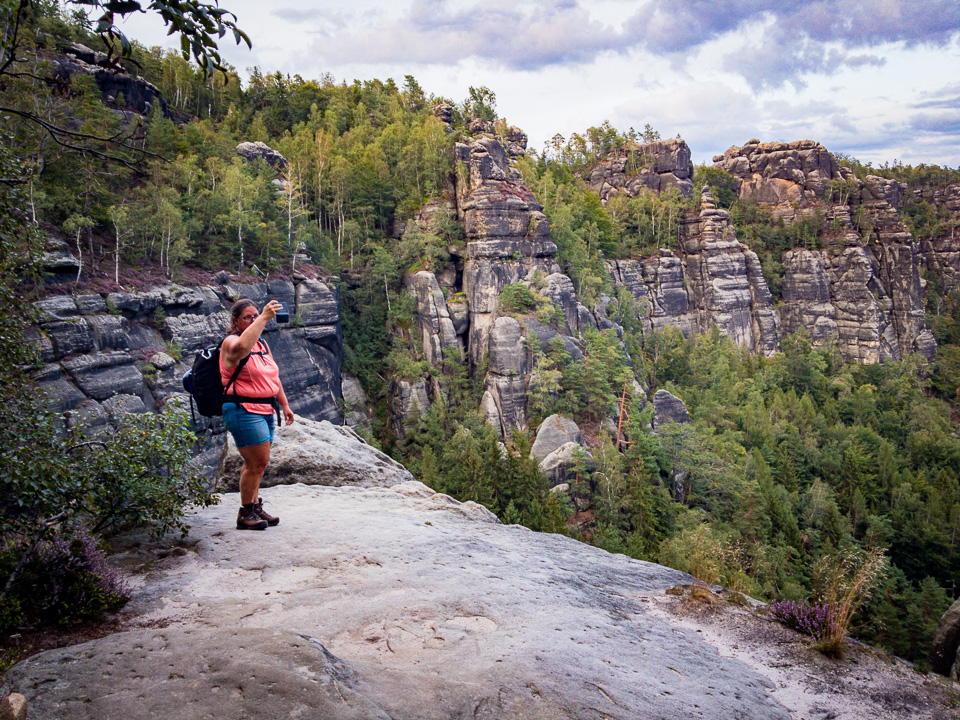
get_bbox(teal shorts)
[222,403,275,447]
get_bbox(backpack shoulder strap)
[221,336,253,395]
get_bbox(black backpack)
[182,339,281,425]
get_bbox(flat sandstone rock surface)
[5,483,959,719]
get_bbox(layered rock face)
[717,141,937,362]
[681,188,781,355]
[31,276,343,474]
[713,139,841,222]
[395,135,573,438]
[456,135,559,367]
[919,184,960,295]
[607,188,781,356]
[587,138,694,202]
[50,43,169,118]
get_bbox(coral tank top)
[219,339,281,415]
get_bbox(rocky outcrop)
[779,211,936,362]
[606,188,781,355]
[716,140,937,361]
[481,316,528,437]
[713,139,841,221]
[31,278,343,475]
[530,414,583,461]
[217,416,413,491]
[587,139,694,202]
[652,389,690,428]
[455,135,560,367]
[681,188,781,355]
[50,43,169,118]
[389,377,430,444]
[406,271,461,367]
[5,481,951,719]
[235,141,287,168]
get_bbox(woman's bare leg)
[237,441,271,505]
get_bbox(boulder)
[930,597,960,677]
[531,414,582,461]
[235,141,287,169]
[217,417,413,492]
[0,692,26,720]
[652,389,690,428]
[539,441,592,487]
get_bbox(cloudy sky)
[120,0,960,167]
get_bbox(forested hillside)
[5,3,960,668]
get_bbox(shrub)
[163,340,182,362]
[769,600,839,642]
[499,283,538,314]
[769,547,888,657]
[0,527,129,633]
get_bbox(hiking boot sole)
[236,520,268,530]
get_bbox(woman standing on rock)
[221,298,295,530]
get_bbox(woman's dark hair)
[229,298,257,334]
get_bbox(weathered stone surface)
[531,414,583,461]
[931,597,960,677]
[75,294,107,315]
[0,692,27,720]
[149,351,177,371]
[101,393,147,418]
[39,374,89,414]
[456,134,559,371]
[483,374,527,438]
[406,271,460,366]
[34,296,79,321]
[389,377,430,444]
[487,316,525,376]
[163,312,229,353]
[680,188,781,355]
[540,441,592,487]
[43,319,95,359]
[8,482,802,720]
[341,374,372,433]
[235,141,287,168]
[296,279,339,326]
[217,417,413,491]
[653,389,690,428]
[714,139,839,219]
[587,139,694,202]
[85,314,128,351]
[62,352,143,401]
[51,43,169,117]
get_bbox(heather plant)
[0,527,130,633]
[769,547,888,657]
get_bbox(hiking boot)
[254,498,279,526]
[237,504,268,530]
